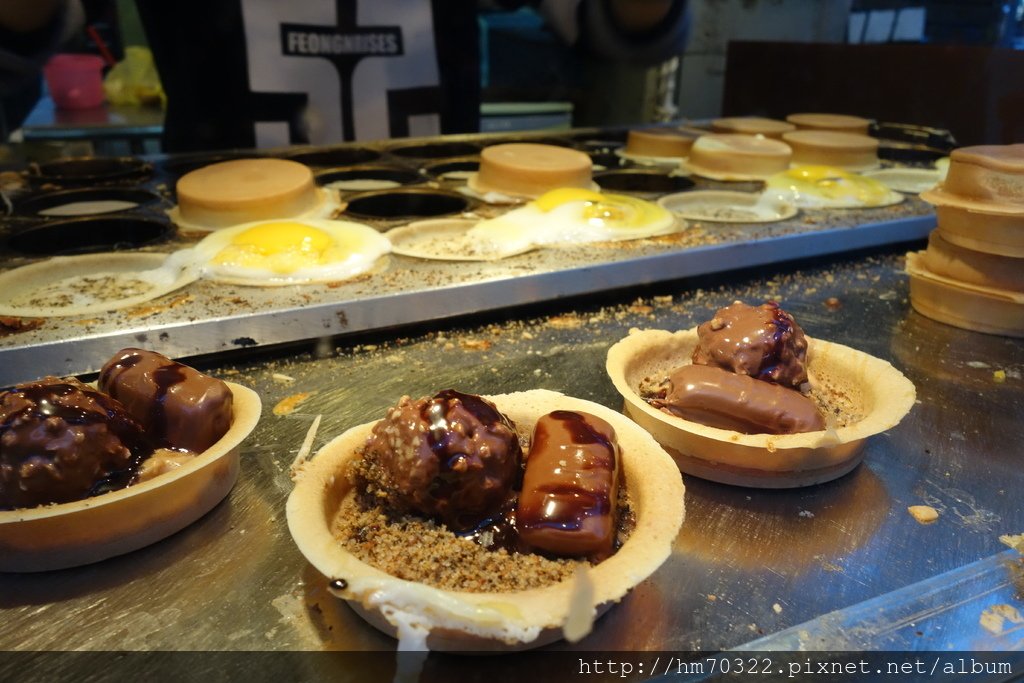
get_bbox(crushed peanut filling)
[330,449,636,592]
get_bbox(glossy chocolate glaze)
[0,377,150,508]
[692,301,810,388]
[516,410,619,558]
[99,348,233,453]
[646,364,825,435]
[363,390,522,531]
[455,494,523,553]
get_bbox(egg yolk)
[533,188,670,231]
[212,222,346,273]
[772,166,890,204]
[533,188,605,211]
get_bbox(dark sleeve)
[534,0,690,65]
[136,0,259,151]
[0,0,76,92]
[435,0,481,134]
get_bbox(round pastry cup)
[0,382,262,572]
[683,134,793,181]
[929,144,1024,211]
[606,329,916,488]
[286,389,684,651]
[710,117,795,139]
[173,158,326,230]
[906,251,1024,337]
[0,252,199,318]
[624,128,697,158]
[920,186,1024,216]
[657,190,797,223]
[464,173,600,203]
[785,113,871,135]
[468,144,593,200]
[168,187,342,233]
[613,148,688,167]
[923,202,1024,258]
[781,131,880,171]
[922,229,1024,292]
[386,218,533,262]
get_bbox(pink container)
[43,54,105,110]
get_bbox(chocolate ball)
[363,390,522,530]
[692,301,810,387]
[0,378,151,509]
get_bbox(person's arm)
[605,0,674,34]
[0,0,82,90]
[0,0,63,34]
[533,0,689,64]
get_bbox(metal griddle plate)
[1,245,1022,666]
[0,127,936,387]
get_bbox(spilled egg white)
[764,166,904,209]
[187,218,391,286]
[861,168,942,195]
[467,188,680,257]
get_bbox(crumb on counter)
[459,339,492,351]
[1000,533,1024,552]
[979,604,1022,635]
[908,505,939,525]
[0,316,45,337]
[273,391,317,416]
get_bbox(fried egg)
[187,218,390,285]
[467,187,679,257]
[764,166,904,209]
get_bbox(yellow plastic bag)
[102,46,166,108]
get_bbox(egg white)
[187,218,390,286]
[764,166,904,209]
[466,188,679,256]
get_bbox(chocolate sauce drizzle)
[526,411,615,529]
[758,301,795,384]
[426,390,520,474]
[100,349,191,449]
[1,381,153,502]
[149,363,187,446]
[549,409,614,449]
[382,394,624,560]
[456,495,525,553]
[464,411,619,559]
[412,389,523,532]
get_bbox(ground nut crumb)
[807,374,865,428]
[331,450,636,592]
[908,505,939,524]
[331,497,583,591]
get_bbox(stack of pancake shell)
[908,144,1024,337]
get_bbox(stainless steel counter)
[0,130,936,387]
[3,246,1022,661]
